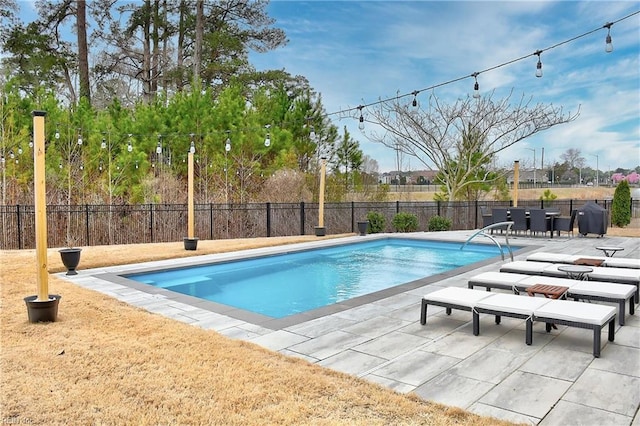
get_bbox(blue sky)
[249,1,640,174]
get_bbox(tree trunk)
[193,0,204,86]
[76,0,90,104]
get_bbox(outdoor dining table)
[506,209,561,238]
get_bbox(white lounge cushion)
[475,293,551,315]
[517,275,578,289]
[527,252,576,263]
[423,287,494,308]
[534,299,616,326]
[568,281,636,299]
[602,258,640,269]
[469,271,527,286]
[500,261,546,274]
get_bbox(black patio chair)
[509,208,528,235]
[491,208,509,234]
[554,210,577,238]
[529,208,551,237]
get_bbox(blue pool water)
[126,239,510,318]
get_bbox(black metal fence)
[1,199,637,250]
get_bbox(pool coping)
[80,233,539,330]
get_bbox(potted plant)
[59,236,82,275]
[357,220,369,236]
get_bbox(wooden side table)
[574,258,604,267]
[527,284,569,330]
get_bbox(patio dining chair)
[509,208,528,235]
[529,209,551,237]
[554,210,577,238]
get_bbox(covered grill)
[577,201,608,237]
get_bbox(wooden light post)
[25,110,61,322]
[513,160,520,207]
[315,157,327,236]
[184,141,198,250]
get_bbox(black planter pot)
[357,221,369,236]
[314,226,326,237]
[183,237,199,251]
[24,294,61,323]
[59,248,82,275]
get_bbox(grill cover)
[577,201,608,236]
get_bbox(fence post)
[437,200,441,217]
[149,204,154,243]
[16,204,22,249]
[210,203,214,240]
[300,202,305,235]
[396,200,400,214]
[85,204,90,246]
[266,202,271,237]
[351,201,355,233]
[474,200,478,229]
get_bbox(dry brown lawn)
[1,235,521,426]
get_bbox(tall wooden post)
[187,151,194,239]
[513,160,520,208]
[318,157,326,228]
[33,111,49,301]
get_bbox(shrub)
[392,212,419,232]
[428,215,452,231]
[366,211,386,233]
[611,180,631,227]
[539,189,557,201]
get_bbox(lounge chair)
[468,271,636,325]
[420,287,494,326]
[499,260,640,302]
[532,299,616,358]
[527,252,640,269]
[420,287,617,357]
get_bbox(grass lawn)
[1,235,519,426]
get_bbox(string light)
[358,105,365,130]
[101,137,107,149]
[471,72,480,99]
[77,129,83,145]
[411,91,419,107]
[325,11,637,119]
[604,22,613,53]
[264,124,271,147]
[156,135,162,154]
[225,131,231,152]
[535,50,543,78]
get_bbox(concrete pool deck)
[60,231,640,425]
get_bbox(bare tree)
[560,148,586,169]
[364,90,579,202]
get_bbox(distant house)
[505,168,547,184]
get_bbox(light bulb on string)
[29,138,33,148]
[604,23,613,53]
[472,73,480,99]
[127,135,133,152]
[55,129,60,140]
[225,138,231,152]
[412,91,419,107]
[17,147,22,155]
[535,50,543,78]
[156,140,162,155]
[189,141,196,154]
[101,138,107,149]
[264,125,271,147]
[77,130,83,145]
[358,106,365,130]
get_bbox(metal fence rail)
[0,198,636,249]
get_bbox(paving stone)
[286,330,370,360]
[318,349,387,376]
[478,370,572,418]
[352,330,430,360]
[342,315,411,339]
[519,346,593,381]
[563,368,640,417]
[414,370,494,409]
[249,330,310,351]
[540,400,632,426]
[369,349,459,387]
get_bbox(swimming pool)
[125,238,516,319]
